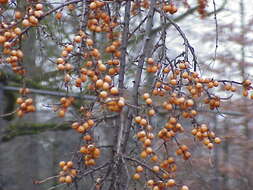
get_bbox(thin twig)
[2,85,96,100]
[33,175,60,184]
[156,8,198,71]
[213,0,219,63]
[124,156,163,180]
[79,162,109,177]
[0,108,18,118]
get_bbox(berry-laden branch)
[0,0,252,190]
[133,0,156,108]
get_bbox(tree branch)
[118,0,131,90]
[132,0,156,107]
[128,0,227,45]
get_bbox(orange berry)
[176,148,183,155]
[207,143,214,149]
[16,97,24,104]
[29,16,38,25]
[86,159,96,166]
[59,161,66,168]
[118,98,125,107]
[213,81,219,87]
[181,185,189,190]
[87,119,95,127]
[90,2,97,9]
[170,79,177,85]
[134,116,142,124]
[145,98,152,104]
[132,173,141,180]
[152,165,160,172]
[26,105,36,112]
[167,157,175,164]
[86,39,94,46]
[163,67,170,73]
[104,75,112,83]
[22,19,31,27]
[65,44,74,52]
[83,134,92,141]
[180,145,188,151]
[74,35,82,43]
[224,84,232,91]
[183,151,191,160]
[231,86,237,92]
[70,169,77,176]
[57,64,65,71]
[143,93,150,99]
[77,126,85,133]
[151,155,158,162]
[243,89,248,97]
[25,98,33,105]
[136,165,144,173]
[67,4,75,11]
[58,176,65,183]
[140,118,148,126]
[146,147,153,154]
[55,12,63,19]
[100,91,108,98]
[150,65,158,73]
[147,179,154,187]
[71,122,79,129]
[0,0,8,4]
[65,63,73,71]
[144,138,152,146]
[148,109,155,116]
[170,5,178,14]
[140,151,148,159]
[200,124,208,132]
[93,148,101,158]
[169,117,177,124]
[96,79,103,88]
[0,35,6,44]
[17,109,24,117]
[110,87,119,95]
[14,27,22,35]
[101,82,109,90]
[147,58,154,64]
[243,79,251,86]
[186,99,194,107]
[58,109,65,117]
[15,11,22,19]
[214,137,221,144]
[35,3,43,10]
[67,161,73,168]
[65,175,73,184]
[166,179,176,187]
[34,10,43,18]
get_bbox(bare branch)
[118,0,131,90]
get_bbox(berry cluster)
[16,88,35,117]
[57,97,75,118]
[162,4,178,14]
[58,161,77,184]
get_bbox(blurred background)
[0,0,253,189]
